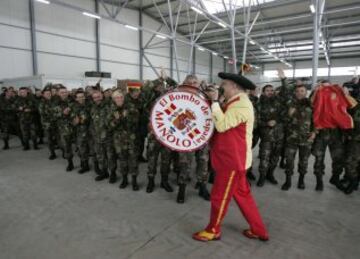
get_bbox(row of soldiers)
[1,71,359,199]
[247,68,360,195]
[0,75,212,204]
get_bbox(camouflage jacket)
[347,104,360,142]
[123,94,141,138]
[53,98,74,136]
[249,95,259,131]
[71,102,90,137]
[257,95,286,142]
[89,100,112,142]
[15,96,37,123]
[285,98,314,145]
[0,96,18,122]
[38,98,56,129]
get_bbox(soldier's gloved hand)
[268,120,276,127]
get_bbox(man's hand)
[24,108,31,112]
[207,89,219,102]
[73,116,80,125]
[63,107,70,115]
[114,111,120,120]
[288,107,296,116]
[277,67,285,79]
[308,132,316,142]
[268,120,276,127]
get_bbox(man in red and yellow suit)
[193,72,269,242]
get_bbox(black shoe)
[146,177,155,193]
[329,174,340,187]
[49,151,57,160]
[138,156,148,163]
[38,138,44,145]
[315,175,323,191]
[109,170,117,183]
[281,176,292,191]
[177,184,186,204]
[160,175,173,192]
[208,170,215,184]
[132,176,139,191]
[23,142,30,151]
[297,174,305,190]
[198,183,210,201]
[266,170,278,185]
[247,169,256,181]
[66,159,74,172]
[119,175,128,189]
[78,160,90,174]
[94,161,102,175]
[95,171,109,181]
[2,140,9,150]
[344,180,358,195]
[279,157,286,169]
[257,174,266,187]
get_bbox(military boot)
[3,139,9,150]
[94,161,102,175]
[95,169,109,181]
[281,175,292,191]
[329,174,341,189]
[23,141,30,151]
[297,174,305,190]
[78,160,90,174]
[315,175,323,191]
[146,177,155,193]
[177,184,186,204]
[160,175,173,192]
[49,150,57,160]
[132,176,139,191]
[257,173,266,187]
[198,182,210,201]
[33,140,39,150]
[247,167,256,181]
[119,175,128,189]
[279,157,286,169]
[66,158,74,172]
[266,168,278,185]
[109,170,117,184]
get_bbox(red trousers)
[205,169,268,238]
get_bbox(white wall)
[0,0,227,85]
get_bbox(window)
[264,66,359,78]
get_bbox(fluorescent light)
[217,22,227,28]
[224,56,229,59]
[198,47,205,51]
[331,40,360,47]
[191,6,204,15]
[212,52,218,56]
[309,4,315,13]
[156,34,167,39]
[83,12,101,19]
[125,25,138,31]
[35,0,50,4]
[249,40,255,45]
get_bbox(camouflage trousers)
[94,138,116,172]
[113,134,138,176]
[59,133,73,160]
[75,130,89,162]
[258,138,284,175]
[43,123,57,153]
[344,140,360,180]
[311,129,345,176]
[147,134,171,178]
[284,143,312,176]
[19,120,37,145]
[177,144,209,185]
[1,118,21,141]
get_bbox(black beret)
[218,72,256,90]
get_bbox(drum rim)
[149,89,214,153]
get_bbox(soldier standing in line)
[53,86,74,171]
[144,78,174,193]
[247,87,259,181]
[281,84,315,191]
[38,86,57,159]
[16,87,38,150]
[71,90,91,174]
[89,90,116,182]
[34,88,44,145]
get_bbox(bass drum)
[150,84,215,153]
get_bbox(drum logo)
[150,91,214,152]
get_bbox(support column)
[312,0,322,88]
[209,52,213,82]
[29,0,38,75]
[139,6,144,80]
[95,0,101,72]
[192,46,196,75]
[170,39,174,78]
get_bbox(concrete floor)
[0,140,359,259]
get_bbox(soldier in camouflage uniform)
[281,85,315,191]
[257,84,286,187]
[0,88,22,149]
[341,95,360,194]
[144,78,174,193]
[90,90,116,182]
[247,88,259,181]
[15,87,38,150]
[34,88,44,145]
[53,86,74,171]
[71,90,91,174]
[115,83,142,190]
[176,75,211,204]
[38,87,58,159]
